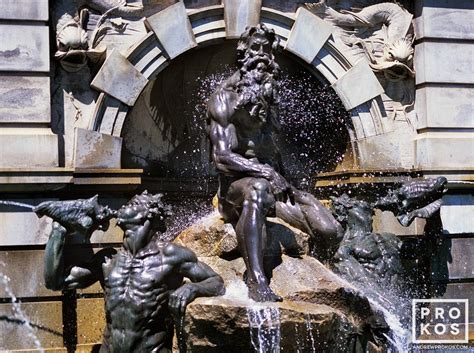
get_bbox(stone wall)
[0,0,473,351]
[0,0,58,168]
[413,0,474,319]
[414,0,474,172]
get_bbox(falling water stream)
[369,297,411,353]
[330,266,412,353]
[247,306,281,353]
[0,200,35,210]
[0,263,43,352]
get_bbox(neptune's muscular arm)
[166,243,225,315]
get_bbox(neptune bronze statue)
[207,24,343,302]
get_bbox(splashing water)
[304,314,316,353]
[0,200,34,210]
[328,268,411,352]
[368,297,411,353]
[0,265,43,352]
[294,323,302,353]
[191,67,350,188]
[247,306,281,353]
[221,280,253,304]
[161,198,214,241]
[222,281,282,352]
[175,314,187,353]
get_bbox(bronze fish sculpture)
[34,195,116,235]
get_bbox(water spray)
[0,200,35,210]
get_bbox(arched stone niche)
[120,41,352,183]
[86,3,404,171]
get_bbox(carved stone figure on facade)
[55,9,108,72]
[40,191,225,352]
[55,1,170,72]
[306,1,415,120]
[207,24,343,302]
[75,0,176,18]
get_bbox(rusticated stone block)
[223,0,262,38]
[91,49,148,106]
[0,130,58,167]
[372,209,426,236]
[332,61,384,110]
[0,250,55,297]
[356,127,416,169]
[145,2,197,59]
[0,0,48,21]
[0,301,63,350]
[415,0,474,40]
[0,200,54,246]
[74,128,122,169]
[285,7,333,63]
[415,85,474,129]
[415,132,474,169]
[0,24,49,72]
[0,75,51,123]
[441,194,474,234]
[432,238,474,281]
[186,255,387,352]
[439,283,474,321]
[415,42,474,85]
[77,298,105,345]
[174,211,310,258]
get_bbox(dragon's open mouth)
[370,60,415,81]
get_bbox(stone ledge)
[313,168,474,188]
[0,168,142,190]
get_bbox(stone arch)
[88,3,386,166]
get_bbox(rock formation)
[174,211,390,352]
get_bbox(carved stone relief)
[54,1,171,72]
[75,0,176,18]
[55,9,107,72]
[306,1,415,122]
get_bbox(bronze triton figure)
[207,24,343,302]
[41,191,225,352]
